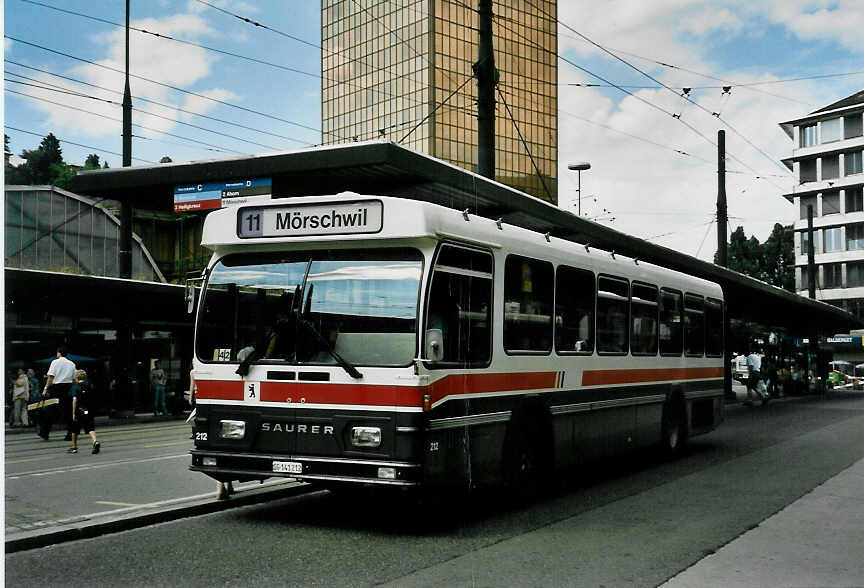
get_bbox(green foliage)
[4,132,106,187]
[717,224,795,291]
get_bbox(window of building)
[596,275,629,354]
[659,288,683,356]
[426,244,493,367]
[823,227,843,253]
[554,266,594,354]
[800,159,817,184]
[800,266,810,291]
[845,151,863,176]
[845,114,863,139]
[822,190,841,215]
[630,282,658,356]
[846,187,864,213]
[801,230,820,255]
[822,154,840,180]
[800,195,817,219]
[504,255,553,353]
[705,298,723,357]
[823,263,843,289]
[822,117,842,143]
[684,294,704,356]
[848,262,864,288]
[800,124,817,147]
[847,224,864,251]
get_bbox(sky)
[4,0,864,262]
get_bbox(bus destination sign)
[174,177,272,212]
[238,201,383,238]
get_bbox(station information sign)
[174,177,272,212]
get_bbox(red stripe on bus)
[256,372,558,407]
[259,382,423,407]
[195,380,244,400]
[581,367,723,386]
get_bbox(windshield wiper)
[297,317,363,379]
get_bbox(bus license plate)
[272,461,302,474]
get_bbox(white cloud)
[18,11,235,146]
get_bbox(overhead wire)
[5,125,156,164]
[5,36,323,138]
[535,1,791,178]
[496,86,554,201]
[5,60,311,145]
[6,88,246,154]
[5,74,281,151]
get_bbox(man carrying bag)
[37,347,76,440]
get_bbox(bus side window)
[504,255,554,353]
[684,293,705,356]
[631,282,659,355]
[555,265,594,354]
[705,298,723,357]
[659,288,683,355]
[426,245,493,367]
[597,275,629,354]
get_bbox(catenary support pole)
[716,130,728,268]
[475,0,497,181]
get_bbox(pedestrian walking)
[11,368,30,427]
[39,347,76,440]
[66,369,100,454]
[151,360,168,416]
[745,346,768,406]
[27,369,42,428]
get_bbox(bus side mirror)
[425,328,444,362]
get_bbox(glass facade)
[321,0,558,203]
[4,187,164,282]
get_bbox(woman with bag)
[11,369,30,427]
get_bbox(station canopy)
[70,140,859,334]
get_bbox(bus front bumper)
[190,450,422,486]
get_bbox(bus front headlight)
[218,420,246,439]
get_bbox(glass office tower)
[321,0,557,203]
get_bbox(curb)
[5,480,318,553]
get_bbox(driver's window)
[426,245,493,368]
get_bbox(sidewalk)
[662,457,864,587]
[4,411,190,436]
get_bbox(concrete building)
[781,90,864,321]
[320,0,557,203]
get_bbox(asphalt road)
[6,389,864,587]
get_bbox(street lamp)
[568,162,591,216]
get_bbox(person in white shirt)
[39,347,76,440]
[745,347,768,406]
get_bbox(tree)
[159,155,173,163]
[14,132,65,184]
[85,153,102,169]
[717,224,795,292]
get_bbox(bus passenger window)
[504,256,554,353]
[426,245,493,367]
[659,289,683,355]
[684,294,705,356]
[597,276,629,354]
[631,283,658,355]
[555,266,594,354]
[705,298,723,357]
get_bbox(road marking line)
[5,453,189,479]
[95,501,139,507]
[143,441,192,448]
[6,456,55,465]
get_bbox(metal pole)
[716,130,728,267]
[120,0,133,279]
[475,0,496,180]
[577,171,581,216]
[807,204,816,299]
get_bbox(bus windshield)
[196,248,423,367]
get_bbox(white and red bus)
[188,193,724,492]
